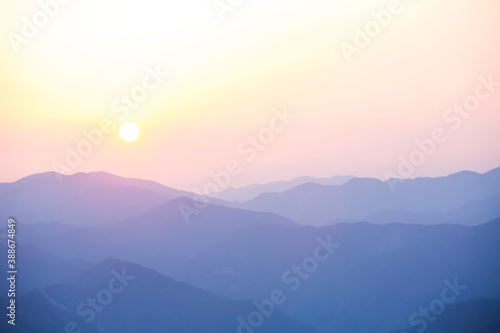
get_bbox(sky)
[0,0,499,191]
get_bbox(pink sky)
[0,0,499,191]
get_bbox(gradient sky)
[1,0,499,191]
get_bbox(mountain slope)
[11,197,298,276]
[0,171,194,226]
[172,218,500,332]
[0,245,92,296]
[11,209,500,332]
[362,196,500,226]
[212,175,354,202]
[239,167,500,225]
[0,258,321,333]
[390,297,500,333]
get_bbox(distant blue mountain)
[6,196,500,332]
[172,218,500,332]
[0,245,92,296]
[0,171,194,226]
[362,196,500,226]
[211,175,354,202]
[238,167,500,226]
[2,168,500,332]
[3,168,499,227]
[0,258,320,333]
[4,197,296,275]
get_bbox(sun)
[120,123,140,142]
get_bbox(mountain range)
[0,258,319,333]
[236,167,500,226]
[1,167,499,332]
